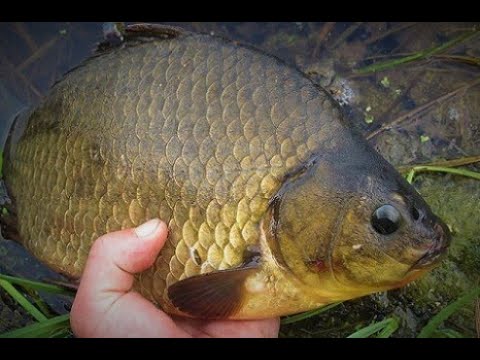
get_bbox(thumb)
[71,219,173,337]
[79,218,168,295]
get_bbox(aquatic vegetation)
[356,27,480,74]
[0,314,70,338]
[0,274,75,296]
[405,165,480,184]
[417,286,480,338]
[0,274,73,338]
[0,279,47,322]
[347,317,399,338]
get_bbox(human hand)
[70,218,280,338]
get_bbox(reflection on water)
[0,22,479,337]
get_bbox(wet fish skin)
[2,24,450,319]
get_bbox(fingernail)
[135,219,161,238]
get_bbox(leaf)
[364,114,374,124]
[420,135,430,143]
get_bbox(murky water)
[1,22,479,337]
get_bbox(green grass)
[281,302,342,325]
[1,271,478,337]
[405,165,480,184]
[0,273,74,338]
[356,27,480,74]
[0,274,76,296]
[0,279,48,322]
[418,286,480,338]
[347,317,399,338]
[0,314,71,338]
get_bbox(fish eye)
[371,204,402,235]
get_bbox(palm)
[173,316,280,338]
[71,221,280,338]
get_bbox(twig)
[362,52,413,61]
[329,22,363,50]
[17,36,59,72]
[366,76,480,140]
[406,166,480,183]
[12,22,38,52]
[0,57,42,99]
[365,22,417,45]
[432,54,480,67]
[396,155,480,173]
[356,27,480,74]
[313,22,336,58]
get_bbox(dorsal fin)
[124,23,186,38]
[95,23,188,54]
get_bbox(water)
[0,22,479,337]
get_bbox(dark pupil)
[371,205,401,235]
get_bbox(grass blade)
[405,169,415,184]
[23,287,56,318]
[418,287,480,338]
[356,27,480,74]
[347,317,398,338]
[396,155,480,174]
[434,328,466,338]
[376,318,400,338]
[366,76,480,140]
[0,279,48,322]
[281,302,342,325]
[408,166,480,182]
[0,314,70,338]
[0,273,76,296]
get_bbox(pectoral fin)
[167,266,258,319]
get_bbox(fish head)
[268,136,450,302]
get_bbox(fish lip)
[410,244,448,270]
[410,222,450,270]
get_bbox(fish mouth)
[410,222,451,270]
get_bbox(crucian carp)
[0,24,450,319]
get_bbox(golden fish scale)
[5,34,342,307]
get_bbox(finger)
[251,317,281,338]
[79,291,188,338]
[79,218,167,297]
[71,219,184,337]
[175,316,281,338]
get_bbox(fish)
[0,23,450,320]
